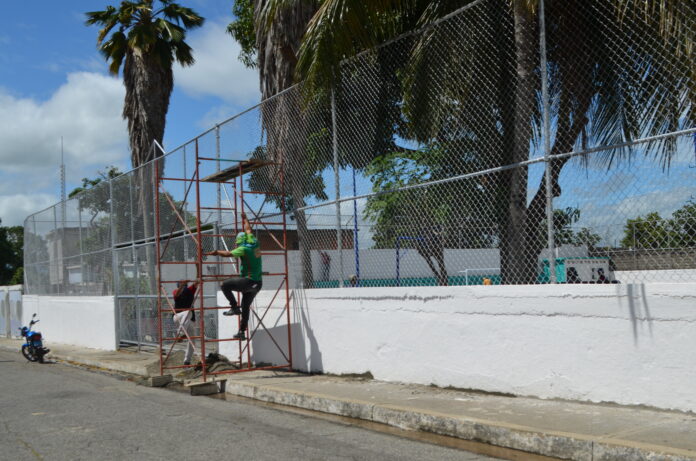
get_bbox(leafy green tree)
[227,0,257,69]
[536,207,582,249]
[364,146,496,285]
[0,220,23,285]
[621,200,696,250]
[10,267,24,286]
[621,212,669,249]
[669,200,696,248]
[573,227,602,251]
[86,1,204,168]
[69,166,122,199]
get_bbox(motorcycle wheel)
[21,345,38,362]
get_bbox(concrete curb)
[225,380,695,461]
[49,353,153,376]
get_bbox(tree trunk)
[523,0,594,282]
[254,0,319,287]
[291,181,313,287]
[501,0,537,284]
[123,50,172,168]
[415,230,448,286]
[491,0,518,285]
[123,49,172,295]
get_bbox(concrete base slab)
[189,382,221,396]
[147,375,173,387]
[184,378,225,396]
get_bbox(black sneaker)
[223,306,242,316]
[233,331,246,341]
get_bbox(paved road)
[0,350,497,461]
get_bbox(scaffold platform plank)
[201,159,274,182]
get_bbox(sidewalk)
[1,338,694,461]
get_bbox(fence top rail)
[294,126,696,214]
[0,285,23,292]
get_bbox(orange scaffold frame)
[154,139,292,381]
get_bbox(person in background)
[173,279,198,366]
[597,268,609,283]
[320,251,331,281]
[566,267,581,283]
[208,212,262,341]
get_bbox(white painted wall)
[220,283,696,413]
[615,269,696,284]
[22,295,117,351]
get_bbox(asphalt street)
[0,350,498,461]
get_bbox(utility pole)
[60,137,66,227]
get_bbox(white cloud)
[0,193,56,226]
[0,72,128,173]
[196,104,241,130]
[175,21,259,106]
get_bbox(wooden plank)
[201,159,275,182]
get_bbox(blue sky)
[0,1,259,226]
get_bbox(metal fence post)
[3,289,9,338]
[127,174,140,350]
[32,217,37,293]
[134,248,142,352]
[216,125,222,227]
[331,89,345,287]
[109,178,121,348]
[352,167,360,286]
[78,198,83,294]
[539,0,556,283]
[53,206,60,294]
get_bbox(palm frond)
[128,23,158,52]
[296,0,422,92]
[257,0,300,34]
[159,2,204,29]
[85,6,118,26]
[86,6,121,45]
[172,41,195,67]
[156,18,185,42]
[100,31,128,75]
[581,0,695,169]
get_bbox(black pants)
[221,277,262,331]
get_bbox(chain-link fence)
[24,0,696,335]
[0,285,22,338]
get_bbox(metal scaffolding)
[155,139,292,381]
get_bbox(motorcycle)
[19,313,50,363]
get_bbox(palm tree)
[262,0,694,284]
[229,1,321,287]
[86,0,204,168]
[87,1,204,295]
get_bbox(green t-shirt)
[230,235,262,281]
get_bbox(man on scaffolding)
[208,212,262,341]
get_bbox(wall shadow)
[249,287,323,372]
[618,283,653,345]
